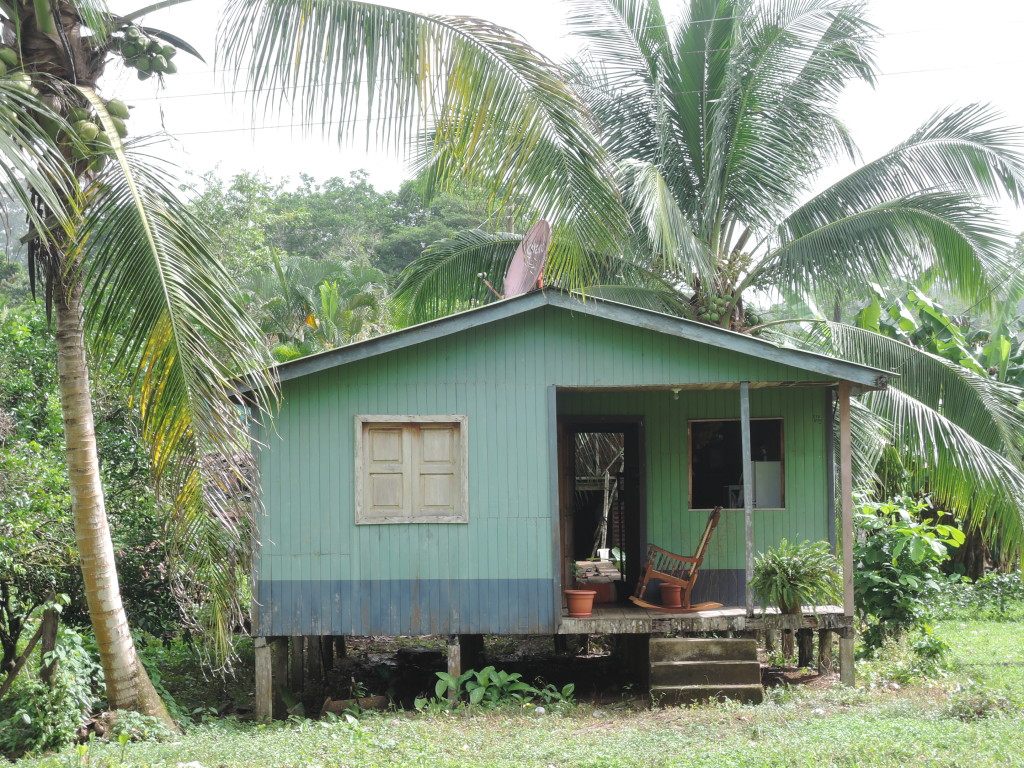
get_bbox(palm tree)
[396,0,1024,543]
[238,254,389,360]
[2,0,619,721]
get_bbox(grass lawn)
[13,612,1024,768]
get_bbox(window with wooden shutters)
[355,416,468,524]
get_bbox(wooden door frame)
[555,414,647,597]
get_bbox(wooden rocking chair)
[628,506,723,614]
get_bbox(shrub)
[423,667,575,711]
[0,627,102,757]
[944,682,1021,721]
[935,571,1024,621]
[854,497,964,651]
[749,539,842,613]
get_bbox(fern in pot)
[750,539,842,613]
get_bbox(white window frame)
[354,415,469,524]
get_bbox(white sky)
[106,0,1024,231]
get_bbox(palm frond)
[865,387,1024,547]
[218,0,627,288]
[566,0,669,92]
[75,103,276,658]
[616,158,715,284]
[787,320,1024,546]
[0,79,77,239]
[703,1,877,235]
[584,283,691,315]
[818,322,1024,454]
[756,191,1011,306]
[394,229,521,324]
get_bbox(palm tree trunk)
[54,276,176,729]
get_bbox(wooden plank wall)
[255,306,832,635]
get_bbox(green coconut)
[0,48,18,68]
[110,116,128,138]
[106,99,130,119]
[73,120,99,141]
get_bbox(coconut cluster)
[697,294,732,324]
[114,26,177,80]
[0,42,134,172]
[0,46,38,124]
[54,99,131,172]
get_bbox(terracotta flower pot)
[564,589,597,618]
[659,583,683,608]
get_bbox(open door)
[557,417,645,597]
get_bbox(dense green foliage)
[749,539,842,613]
[188,171,492,281]
[0,627,103,757]
[854,497,966,650]
[0,307,182,677]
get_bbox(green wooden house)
[249,290,891,712]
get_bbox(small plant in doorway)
[750,539,842,614]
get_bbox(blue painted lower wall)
[255,572,750,636]
[255,579,558,636]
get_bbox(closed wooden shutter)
[356,416,467,524]
[415,424,460,519]
[362,425,410,522]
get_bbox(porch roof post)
[838,381,856,685]
[838,381,854,616]
[740,381,754,615]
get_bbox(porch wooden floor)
[557,602,851,634]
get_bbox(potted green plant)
[750,539,842,614]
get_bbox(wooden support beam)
[797,629,814,668]
[553,635,568,654]
[336,636,347,659]
[781,629,795,662]
[838,382,856,686]
[446,635,461,702]
[818,629,835,674]
[322,636,334,672]
[271,636,288,719]
[307,636,323,686]
[288,636,305,693]
[740,381,755,615]
[839,626,855,686]
[254,637,272,722]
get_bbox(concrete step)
[649,637,757,662]
[651,684,765,706]
[650,660,761,687]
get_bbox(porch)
[558,603,855,684]
[557,602,851,635]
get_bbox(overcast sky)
[107,0,1024,230]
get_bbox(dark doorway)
[557,417,645,598]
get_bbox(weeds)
[944,683,1021,721]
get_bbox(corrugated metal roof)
[257,290,896,391]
